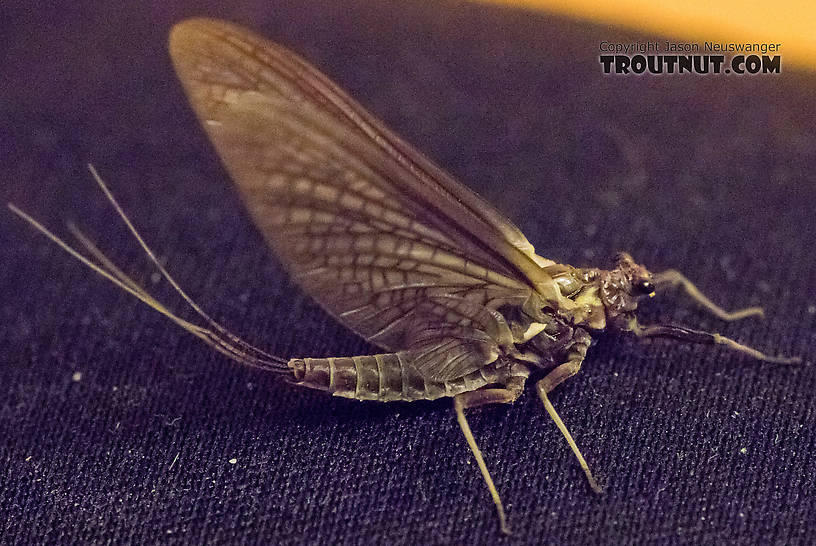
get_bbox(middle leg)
[536,333,603,493]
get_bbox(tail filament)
[8,165,290,376]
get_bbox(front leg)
[653,269,764,321]
[535,332,603,493]
[630,321,800,364]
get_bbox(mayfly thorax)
[8,18,801,535]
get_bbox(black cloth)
[2,1,814,544]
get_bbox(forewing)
[168,18,559,380]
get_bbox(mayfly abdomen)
[288,354,528,402]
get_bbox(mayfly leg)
[453,384,525,535]
[653,269,765,321]
[535,335,602,494]
[633,323,802,365]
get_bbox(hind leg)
[454,373,527,535]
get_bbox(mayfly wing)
[168,18,562,381]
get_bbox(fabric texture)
[2,1,814,544]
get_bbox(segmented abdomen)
[288,354,525,402]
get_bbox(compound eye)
[636,280,655,295]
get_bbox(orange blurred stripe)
[484,0,815,70]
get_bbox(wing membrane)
[169,18,560,380]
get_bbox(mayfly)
[9,18,800,535]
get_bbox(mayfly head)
[597,251,655,327]
[587,253,797,365]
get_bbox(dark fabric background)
[2,1,814,544]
